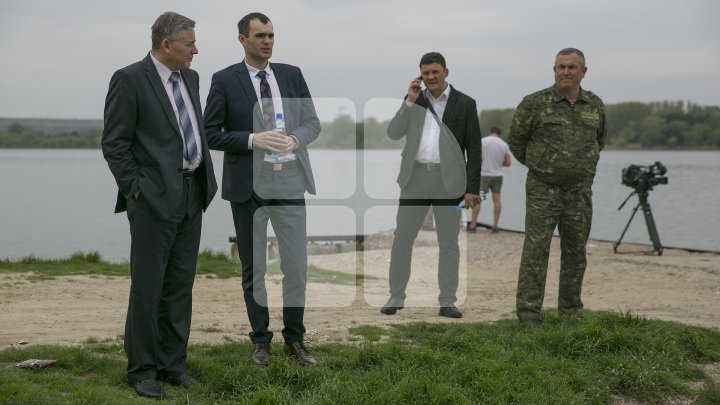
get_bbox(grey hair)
[556,47,586,66]
[151,12,195,50]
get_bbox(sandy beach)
[1,229,719,348]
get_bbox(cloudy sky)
[1,0,718,121]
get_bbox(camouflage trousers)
[516,172,593,321]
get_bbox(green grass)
[0,250,370,284]
[1,311,719,404]
[348,325,387,342]
[0,251,127,280]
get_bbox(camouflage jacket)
[508,85,606,187]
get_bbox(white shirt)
[245,62,284,121]
[150,52,202,170]
[415,85,451,164]
[480,135,510,177]
[244,62,297,162]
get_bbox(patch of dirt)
[1,230,719,348]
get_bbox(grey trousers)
[388,166,462,306]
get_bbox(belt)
[182,170,195,179]
[414,161,441,171]
[263,160,299,171]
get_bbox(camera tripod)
[613,188,663,255]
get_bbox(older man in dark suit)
[102,12,217,399]
[204,12,320,367]
[381,52,482,319]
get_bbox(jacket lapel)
[181,70,202,131]
[142,54,181,136]
[271,63,291,114]
[235,62,265,129]
[234,62,258,106]
[180,69,211,157]
[441,85,458,123]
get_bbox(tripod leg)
[640,200,663,255]
[613,202,641,253]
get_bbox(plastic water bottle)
[453,191,487,211]
[274,112,285,134]
[271,113,285,159]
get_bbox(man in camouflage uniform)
[508,48,607,326]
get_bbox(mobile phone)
[413,76,423,92]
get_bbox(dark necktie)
[169,72,200,167]
[256,70,275,131]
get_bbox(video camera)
[615,161,668,255]
[621,161,668,192]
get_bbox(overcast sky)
[1,0,718,121]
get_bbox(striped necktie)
[169,72,200,167]
[256,70,275,131]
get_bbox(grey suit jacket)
[204,61,320,203]
[102,53,217,220]
[387,85,482,197]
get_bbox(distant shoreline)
[3,99,720,149]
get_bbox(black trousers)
[231,166,307,344]
[124,176,204,384]
[388,166,463,306]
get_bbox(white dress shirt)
[245,62,297,162]
[415,85,451,164]
[150,51,202,170]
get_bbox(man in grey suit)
[381,52,482,319]
[204,12,320,367]
[102,12,217,399]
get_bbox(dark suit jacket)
[387,85,482,197]
[203,62,320,203]
[102,53,217,220]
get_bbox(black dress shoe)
[380,297,405,315]
[159,373,200,388]
[253,342,271,367]
[439,305,462,318]
[284,341,317,366]
[130,379,164,399]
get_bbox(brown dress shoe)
[253,342,271,367]
[283,341,317,366]
[130,379,165,399]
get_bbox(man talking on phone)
[381,52,481,318]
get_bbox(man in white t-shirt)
[468,127,511,233]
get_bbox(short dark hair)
[489,127,502,135]
[238,12,271,37]
[556,47,586,66]
[419,52,446,69]
[151,12,195,50]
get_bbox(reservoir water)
[0,149,718,262]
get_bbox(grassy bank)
[2,311,719,404]
[0,251,374,285]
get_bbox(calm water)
[0,149,718,262]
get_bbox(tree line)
[477,100,720,149]
[2,101,718,149]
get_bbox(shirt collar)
[425,84,451,103]
[246,61,274,78]
[551,84,589,103]
[149,51,177,84]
